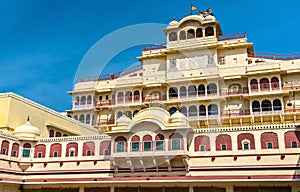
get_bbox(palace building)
[0,11,300,192]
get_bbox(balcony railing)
[217,32,246,41]
[78,64,142,83]
[97,119,115,126]
[283,82,300,91]
[96,100,112,107]
[248,52,300,61]
[142,44,166,52]
[221,87,249,96]
[143,95,167,102]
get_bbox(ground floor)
[3,182,297,192]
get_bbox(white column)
[253,131,262,154]
[167,88,169,101]
[277,130,286,153]
[110,186,115,192]
[231,132,238,153]
[189,185,193,192]
[79,186,84,192]
[61,142,67,157]
[95,141,100,157]
[226,185,234,192]
[45,143,51,158]
[78,141,83,157]
[209,134,217,154]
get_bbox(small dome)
[169,20,179,26]
[205,15,216,21]
[116,115,131,127]
[14,120,40,139]
[170,110,188,123]
[169,110,190,128]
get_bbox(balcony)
[97,119,115,126]
[143,95,167,103]
[248,52,300,61]
[283,82,300,91]
[73,104,94,110]
[77,64,142,83]
[142,44,166,52]
[221,87,249,96]
[95,100,112,108]
[217,32,246,41]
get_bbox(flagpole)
[190,3,192,15]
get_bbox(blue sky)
[0,0,299,112]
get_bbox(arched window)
[237,133,255,150]
[181,106,187,117]
[273,99,282,111]
[80,96,86,105]
[250,79,259,91]
[169,107,177,115]
[271,77,280,90]
[198,84,205,96]
[66,142,78,157]
[260,78,270,91]
[74,115,78,121]
[180,86,187,98]
[284,131,300,148]
[208,104,218,116]
[83,142,95,156]
[55,132,61,137]
[87,95,92,105]
[188,85,197,97]
[86,114,91,124]
[131,135,140,152]
[117,111,123,119]
[125,91,132,103]
[169,133,183,150]
[216,134,232,151]
[143,135,152,151]
[196,28,203,38]
[194,135,210,151]
[115,136,127,152]
[188,106,197,117]
[252,100,260,113]
[1,140,9,155]
[22,143,31,158]
[155,134,164,151]
[261,100,272,112]
[133,90,140,102]
[49,129,54,137]
[169,87,178,98]
[79,114,85,123]
[34,144,46,158]
[50,143,61,158]
[228,84,241,95]
[92,115,95,126]
[100,141,111,155]
[207,83,218,95]
[199,105,206,117]
[187,29,195,39]
[11,143,19,157]
[169,32,177,42]
[179,30,186,40]
[125,111,132,119]
[261,132,279,149]
[205,26,214,37]
[117,92,124,103]
[75,96,79,106]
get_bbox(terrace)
[77,64,142,83]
